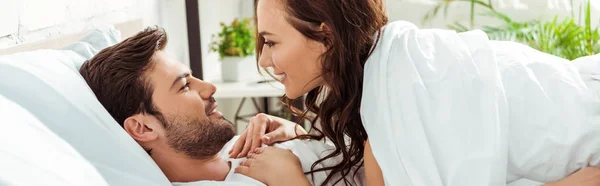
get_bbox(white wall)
[0,0,165,50]
[160,0,190,67]
[0,0,189,69]
[385,0,599,29]
[199,0,255,82]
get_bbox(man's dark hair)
[80,26,168,127]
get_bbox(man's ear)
[123,114,159,142]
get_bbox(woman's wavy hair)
[255,0,388,185]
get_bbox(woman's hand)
[235,147,311,186]
[544,167,600,186]
[229,113,307,158]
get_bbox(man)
[80,26,242,183]
[79,26,362,186]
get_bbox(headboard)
[0,19,143,55]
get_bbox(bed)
[0,19,173,186]
[1,18,599,186]
[0,17,265,186]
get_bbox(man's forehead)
[148,52,189,86]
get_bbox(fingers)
[262,115,306,144]
[229,114,281,158]
[252,114,269,150]
[229,128,248,158]
[247,147,265,158]
[240,159,254,167]
[234,165,249,175]
[238,118,255,158]
[251,147,266,156]
[263,128,287,145]
[235,159,255,175]
[247,152,257,159]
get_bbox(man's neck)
[152,151,230,183]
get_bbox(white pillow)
[572,54,600,99]
[0,27,171,186]
[0,94,109,186]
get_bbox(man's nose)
[197,80,216,99]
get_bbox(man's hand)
[544,167,600,186]
[228,113,306,158]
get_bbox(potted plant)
[421,0,599,60]
[210,17,256,82]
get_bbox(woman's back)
[361,20,600,185]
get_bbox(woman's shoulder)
[376,21,419,38]
[383,20,419,31]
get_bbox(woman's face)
[257,0,326,99]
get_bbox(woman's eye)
[264,41,275,48]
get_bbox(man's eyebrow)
[170,72,190,89]
[259,31,274,36]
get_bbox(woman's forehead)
[256,0,287,31]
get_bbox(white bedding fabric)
[0,95,109,186]
[175,136,365,186]
[361,20,600,186]
[0,27,171,186]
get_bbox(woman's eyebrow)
[259,31,275,36]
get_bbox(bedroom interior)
[0,0,599,185]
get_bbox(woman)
[229,0,600,185]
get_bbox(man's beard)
[157,113,236,159]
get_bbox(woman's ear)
[319,23,330,32]
[123,114,159,142]
[317,23,331,51]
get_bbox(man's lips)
[206,103,223,117]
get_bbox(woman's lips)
[274,73,286,82]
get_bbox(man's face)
[147,51,235,158]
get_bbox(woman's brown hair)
[255,0,388,185]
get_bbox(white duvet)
[176,136,364,186]
[361,20,600,186]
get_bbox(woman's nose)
[258,48,272,68]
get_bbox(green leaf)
[470,0,476,28]
[209,17,256,59]
[448,22,470,32]
[585,0,593,55]
[422,0,598,59]
[422,1,447,26]
[480,10,512,23]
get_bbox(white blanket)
[361,21,600,186]
[175,136,364,186]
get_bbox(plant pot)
[221,56,256,82]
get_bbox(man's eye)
[180,82,190,91]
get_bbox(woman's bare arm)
[365,139,385,186]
